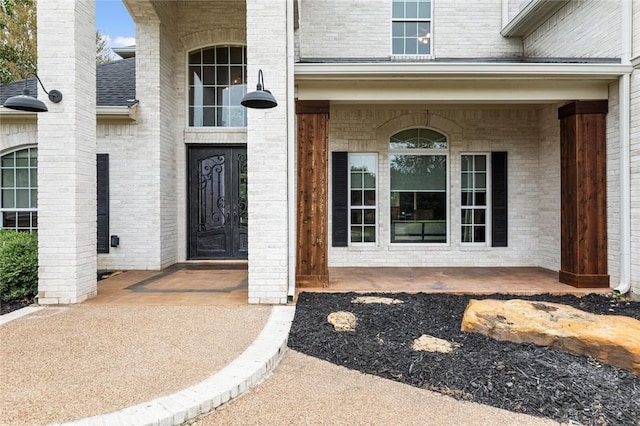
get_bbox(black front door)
[188,146,248,259]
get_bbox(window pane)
[189,67,201,85]
[351,209,363,225]
[30,169,37,187]
[16,189,29,208]
[364,190,376,206]
[363,226,376,242]
[461,191,472,206]
[351,226,362,243]
[474,226,486,243]
[202,67,215,85]
[3,211,16,228]
[462,226,472,243]
[390,128,447,149]
[474,209,486,225]
[476,173,486,189]
[203,87,216,105]
[203,107,216,126]
[461,172,472,189]
[31,189,37,208]
[406,2,418,18]
[15,150,29,167]
[418,39,430,55]
[364,210,376,224]
[2,169,14,186]
[418,1,431,18]
[230,66,243,85]
[363,173,375,188]
[2,189,14,208]
[188,50,201,65]
[202,48,215,64]
[461,209,472,225]
[228,106,246,127]
[230,47,244,64]
[392,1,404,18]
[475,191,486,206]
[475,155,486,170]
[216,46,229,64]
[350,173,362,189]
[217,66,229,86]
[351,190,362,206]
[390,155,446,191]
[405,39,417,55]
[1,155,14,167]
[392,38,404,54]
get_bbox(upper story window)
[392,0,432,55]
[389,128,447,244]
[1,147,38,232]
[188,45,247,128]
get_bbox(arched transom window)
[1,147,38,231]
[389,128,448,243]
[188,45,247,127]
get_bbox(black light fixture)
[3,74,63,112]
[240,69,277,109]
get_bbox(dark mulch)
[0,299,32,315]
[289,292,640,426]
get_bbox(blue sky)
[96,0,136,49]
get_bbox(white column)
[246,0,290,304]
[36,0,97,304]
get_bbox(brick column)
[246,0,289,304]
[36,0,97,304]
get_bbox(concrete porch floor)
[87,264,610,306]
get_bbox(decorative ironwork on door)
[189,147,247,259]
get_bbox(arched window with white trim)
[1,147,38,231]
[188,45,247,127]
[389,128,448,243]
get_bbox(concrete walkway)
[1,304,564,426]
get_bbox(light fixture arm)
[256,69,265,91]
[27,73,63,103]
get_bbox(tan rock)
[412,335,460,353]
[461,299,640,375]
[327,311,357,332]
[351,296,404,305]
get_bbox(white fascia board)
[501,0,570,37]
[294,62,631,81]
[0,107,36,122]
[96,104,138,122]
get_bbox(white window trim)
[348,153,378,246]
[460,152,491,247]
[0,146,38,232]
[390,0,434,58]
[388,146,450,246]
[185,45,248,129]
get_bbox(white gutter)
[614,0,633,295]
[286,0,296,299]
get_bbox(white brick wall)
[246,0,289,304]
[537,103,561,271]
[524,0,622,58]
[36,0,97,304]
[297,0,521,60]
[327,105,545,268]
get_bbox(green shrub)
[0,230,38,303]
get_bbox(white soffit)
[294,62,628,103]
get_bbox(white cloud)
[112,36,136,48]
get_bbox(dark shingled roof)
[0,57,136,107]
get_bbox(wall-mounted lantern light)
[3,74,63,112]
[240,69,278,109]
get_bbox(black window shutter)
[491,151,508,247]
[332,152,348,247]
[97,154,110,253]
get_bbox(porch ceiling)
[295,62,629,104]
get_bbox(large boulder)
[461,299,640,375]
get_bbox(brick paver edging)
[54,305,296,426]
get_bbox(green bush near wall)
[0,230,38,303]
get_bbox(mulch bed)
[0,299,31,316]
[288,292,640,426]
